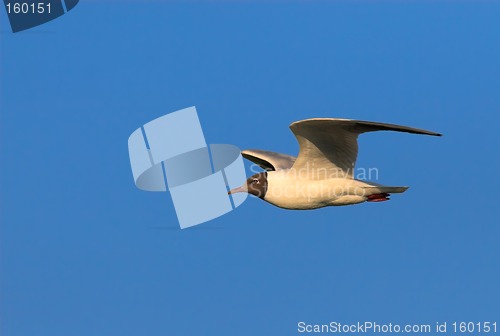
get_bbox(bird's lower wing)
[241,149,296,171]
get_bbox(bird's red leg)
[367,193,390,202]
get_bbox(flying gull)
[229,118,441,209]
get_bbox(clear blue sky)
[1,2,499,336]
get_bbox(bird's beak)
[228,185,247,195]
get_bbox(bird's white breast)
[263,170,370,209]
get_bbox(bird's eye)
[252,179,259,184]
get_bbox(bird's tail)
[360,180,409,193]
[374,186,409,194]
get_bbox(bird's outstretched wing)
[241,149,296,171]
[289,118,442,179]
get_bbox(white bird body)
[229,118,441,210]
[263,170,408,209]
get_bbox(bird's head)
[228,172,268,199]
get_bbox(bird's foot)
[367,193,390,202]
